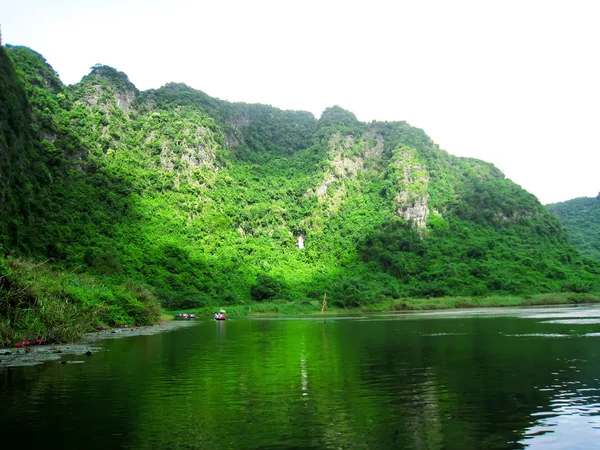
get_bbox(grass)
[361,292,600,312]
[0,257,162,347]
[166,292,600,318]
[3,254,599,345]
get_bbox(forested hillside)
[547,195,600,262]
[1,43,598,336]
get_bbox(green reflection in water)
[2,307,600,449]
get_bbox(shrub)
[250,274,287,302]
[157,289,213,310]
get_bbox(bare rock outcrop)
[391,146,430,231]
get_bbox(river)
[2,305,600,449]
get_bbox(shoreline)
[3,292,600,368]
[0,319,198,369]
[168,292,600,317]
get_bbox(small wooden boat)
[214,309,227,321]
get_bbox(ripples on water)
[522,372,600,449]
[1,305,600,449]
[514,306,600,449]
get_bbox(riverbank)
[361,292,600,311]
[0,319,197,368]
[3,292,600,368]
[169,292,600,317]
[0,257,162,347]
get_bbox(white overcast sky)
[2,0,599,204]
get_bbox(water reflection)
[542,319,600,325]
[2,306,600,449]
[523,372,600,449]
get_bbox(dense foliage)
[547,195,600,262]
[0,44,598,338]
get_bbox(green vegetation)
[547,195,600,262]
[168,292,600,318]
[0,256,160,345]
[1,44,599,344]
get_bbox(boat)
[174,313,196,320]
[214,309,227,321]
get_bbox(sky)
[2,0,599,204]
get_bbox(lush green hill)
[0,47,162,344]
[1,44,598,344]
[547,195,600,262]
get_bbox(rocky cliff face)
[391,146,430,230]
[76,65,139,114]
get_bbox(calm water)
[2,306,600,449]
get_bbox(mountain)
[547,194,600,262]
[1,44,598,320]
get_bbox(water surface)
[2,305,600,449]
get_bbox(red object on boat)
[214,314,226,321]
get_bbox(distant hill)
[0,44,598,313]
[547,194,600,262]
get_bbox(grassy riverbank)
[0,257,161,347]
[167,292,600,318]
[3,256,599,347]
